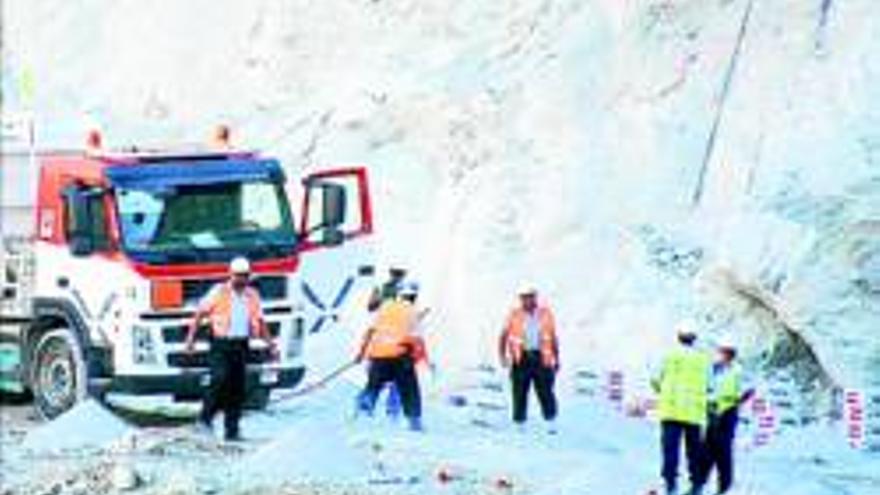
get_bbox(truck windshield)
[115,180,297,264]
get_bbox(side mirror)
[69,233,94,257]
[62,186,97,257]
[319,226,345,247]
[300,170,367,248]
[321,183,347,228]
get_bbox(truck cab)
[2,130,374,419]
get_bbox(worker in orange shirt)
[498,284,560,433]
[355,281,425,431]
[185,257,277,441]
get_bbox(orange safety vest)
[204,284,263,338]
[504,306,557,368]
[367,300,418,359]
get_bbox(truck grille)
[167,347,274,368]
[182,276,287,304]
[162,322,281,343]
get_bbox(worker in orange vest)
[355,281,424,431]
[363,264,408,419]
[498,284,560,433]
[185,257,277,441]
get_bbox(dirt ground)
[0,396,412,495]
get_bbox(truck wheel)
[244,386,271,410]
[31,328,87,420]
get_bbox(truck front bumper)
[109,366,305,397]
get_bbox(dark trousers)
[510,351,558,423]
[201,338,247,438]
[704,409,738,493]
[661,420,705,491]
[360,356,421,419]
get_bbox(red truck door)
[296,167,376,346]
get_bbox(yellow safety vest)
[713,364,743,414]
[655,346,710,426]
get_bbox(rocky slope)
[3,0,879,407]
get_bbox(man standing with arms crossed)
[185,257,276,441]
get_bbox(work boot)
[546,420,558,435]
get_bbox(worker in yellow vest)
[355,281,424,431]
[651,321,710,495]
[703,336,754,494]
[498,284,559,433]
[185,257,276,441]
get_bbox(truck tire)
[30,327,88,420]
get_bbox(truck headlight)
[287,318,304,358]
[132,326,158,365]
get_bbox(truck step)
[0,342,24,393]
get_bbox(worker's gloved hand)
[184,339,195,354]
[499,355,510,369]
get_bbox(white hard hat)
[399,281,419,297]
[229,257,251,275]
[716,334,738,351]
[517,282,538,296]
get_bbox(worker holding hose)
[355,281,425,431]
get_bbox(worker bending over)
[355,281,425,431]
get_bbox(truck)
[0,121,377,419]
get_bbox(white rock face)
[3,0,878,394]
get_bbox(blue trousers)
[357,357,421,420]
[357,383,401,417]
